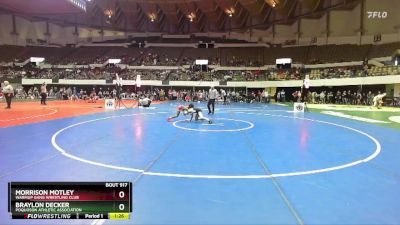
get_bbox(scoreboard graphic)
[8,182,132,220]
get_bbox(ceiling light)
[225,8,235,17]
[149,13,157,22]
[104,9,113,19]
[271,0,277,7]
[187,13,196,22]
[69,0,87,11]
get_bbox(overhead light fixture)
[68,0,87,11]
[270,0,277,8]
[149,13,156,22]
[187,13,196,22]
[225,8,235,17]
[104,9,113,19]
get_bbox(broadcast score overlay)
[8,182,132,220]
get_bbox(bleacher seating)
[58,47,109,65]
[15,47,75,64]
[1,41,399,66]
[0,45,24,63]
[221,47,264,66]
[307,44,372,64]
[368,42,400,59]
[368,65,400,76]
[180,48,218,65]
[100,47,142,65]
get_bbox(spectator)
[40,82,47,105]
[2,81,14,109]
[208,86,218,114]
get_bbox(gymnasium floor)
[1,100,400,225]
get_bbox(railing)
[32,61,365,70]
[21,74,400,88]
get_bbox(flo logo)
[106,100,114,108]
[296,105,304,111]
[367,11,388,19]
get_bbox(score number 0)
[118,191,125,211]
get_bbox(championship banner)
[304,75,310,89]
[136,75,141,87]
[116,73,122,86]
[105,99,115,110]
[294,102,305,113]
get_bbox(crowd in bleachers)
[2,40,400,108]
[297,90,382,106]
[272,88,400,106]
[225,56,263,67]
[1,64,399,82]
[11,82,397,108]
[11,84,267,106]
[307,65,400,79]
[0,41,399,83]
[1,41,399,67]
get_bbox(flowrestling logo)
[106,100,114,108]
[367,11,388,19]
[105,99,115,109]
[296,104,304,111]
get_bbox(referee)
[40,82,47,105]
[2,81,14,109]
[207,86,218,114]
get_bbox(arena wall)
[0,0,399,46]
[394,84,400,97]
[364,0,400,35]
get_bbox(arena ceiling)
[0,0,360,33]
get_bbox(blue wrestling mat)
[1,102,400,225]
